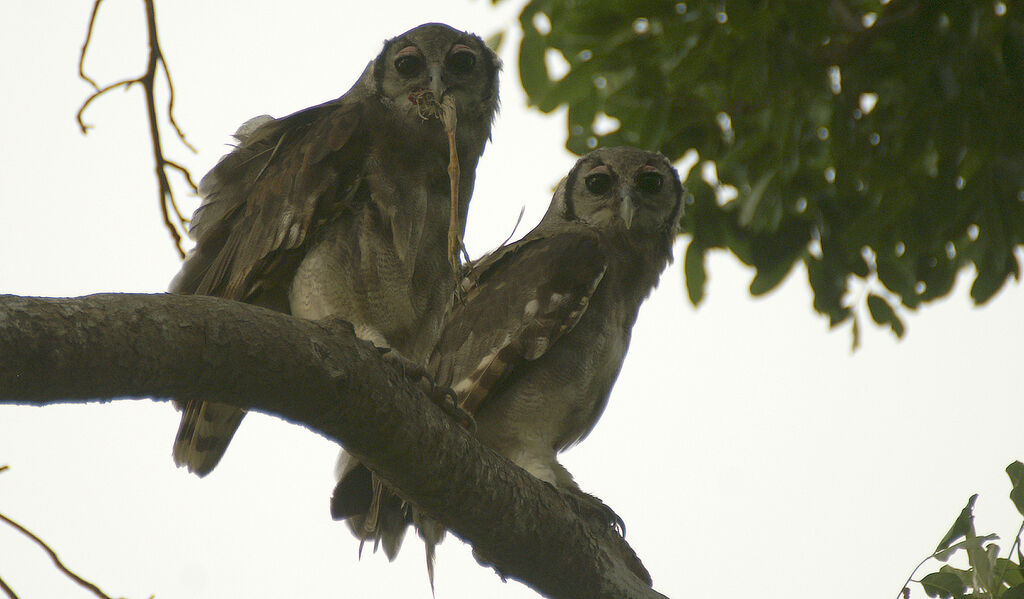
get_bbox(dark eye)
[394,48,424,77]
[585,173,612,194]
[447,47,477,73]
[636,171,663,193]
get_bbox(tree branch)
[0,293,665,599]
[77,0,195,257]
[0,511,119,599]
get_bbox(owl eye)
[447,46,477,73]
[394,47,424,77]
[585,172,613,194]
[636,171,663,193]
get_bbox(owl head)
[542,147,684,243]
[370,23,500,133]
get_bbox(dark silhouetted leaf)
[684,242,706,305]
[920,571,966,599]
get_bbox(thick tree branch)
[0,293,665,599]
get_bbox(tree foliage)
[904,463,1024,599]
[511,0,1024,343]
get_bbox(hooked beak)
[428,64,446,100]
[619,192,637,229]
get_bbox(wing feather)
[432,227,608,414]
[170,95,367,475]
[171,97,367,303]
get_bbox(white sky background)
[1,1,1023,598]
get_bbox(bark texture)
[0,293,666,599]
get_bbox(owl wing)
[433,226,608,414]
[170,94,368,303]
[170,92,368,476]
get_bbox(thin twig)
[0,512,116,599]
[76,79,137,133]
[78,0,103,91]
[77,0,196,258]
[0,575,19,599]
[161,57,195,153]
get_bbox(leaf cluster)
[512,0,1024,343]
[911,462,1024,599]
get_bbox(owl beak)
[429,65,447,99]
[619,193,637,229]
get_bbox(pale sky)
[2,2,1023,598]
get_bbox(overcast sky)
[2,2,1023,598]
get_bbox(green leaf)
[936,495,978,555]
[1006,461,1024,518]
[866,293,906,339]
[996,558,1024,587]
[920,571,966,599]
[749,255,796,296]
[684,242,706,305]
[1005,583,1024,599]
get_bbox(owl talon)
[378,347,475,431]
[567,489,626,538]
[430,384,476,432]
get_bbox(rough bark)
[0,293,667,599]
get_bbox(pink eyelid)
[396,46,422,58]
[586,165,611,177]
[451,44,474,54]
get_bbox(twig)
[78,0,103,91]
[77,0,196,258]
[0,512,116,599]
[0,575,19,599]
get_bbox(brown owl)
[333,147,683,573]
[171,23,500,477]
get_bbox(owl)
[332,147,683,568]
[171,23,500,477]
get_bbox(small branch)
[75,79,137,133]
[77,0,196,258]
[78,0,104,91]
[0,512,117,599]
[0,575,19,599]
[161,57,195,153]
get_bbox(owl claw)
[567,489,627,538]
[378,347,476,432]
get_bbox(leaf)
[997,558,1024,588]
[866,293,906,339]
[738,169,776,228]
[749,255,796,296]
[936,495,978,555]
[1006,461,1024,517]
[1005,583,1024,599]
[920,571,966,599]
[933,534,1000,562]
[684,242,706,305]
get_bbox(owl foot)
[377,347,476,432]
[566,488,626,538]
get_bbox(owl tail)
[172,400,246,476]
[330,461,410,561]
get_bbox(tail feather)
[331,457,413,561]
[172,400,246,476]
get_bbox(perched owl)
[171,23,500,477]
[333,147,683,567]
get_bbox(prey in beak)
[406,85,463,276]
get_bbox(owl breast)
[287,157,455,364]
